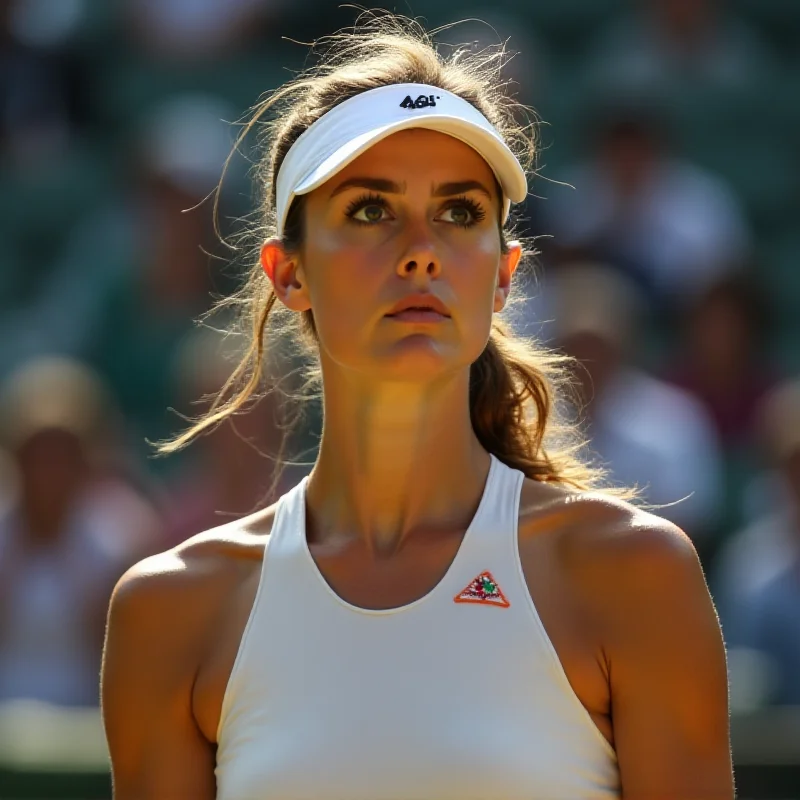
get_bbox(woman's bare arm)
[101,550,220,799]
[590,514,735,799]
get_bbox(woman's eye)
[440,205,473,226]
[344,194,390,224]
[352,204,387,223]
[346,195,484,227]
[439,198,485,227]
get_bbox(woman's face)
[266,128,521,383]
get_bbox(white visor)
[274,82,528,237]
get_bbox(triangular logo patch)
[454,570,510,607]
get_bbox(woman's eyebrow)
[432,180,492,199]
[329,177,493,200]
[329,177,404,197]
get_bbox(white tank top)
[216,454,620,799]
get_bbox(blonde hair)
[155,12,637,501]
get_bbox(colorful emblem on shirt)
[454,570,510,607]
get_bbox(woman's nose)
[396,232,441,280]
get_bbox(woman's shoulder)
[518,480,715,677]
[518,479,703,611]
[107,503,280,651]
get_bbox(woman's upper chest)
[194,497,613,749]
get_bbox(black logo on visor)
[400,94,440,110]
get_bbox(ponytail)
[469,320,623,495]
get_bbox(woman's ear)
[494,241,522,313]
[261,239,312,312]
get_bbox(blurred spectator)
[0,0,83,164]
[547,262,724,548]
[583,0,777,99]
[0,357,161,707]
[574,0,789,234]
[0,0,107,314]
[714,378,800,706]
[663,272,775,452]
[541,104,751,310]
[90,95,239,462]
[159,327,312,546]
[1,94,239,467]
[123,0,277,61]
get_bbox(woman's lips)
[386,309,449,323]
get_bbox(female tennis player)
[101,16,734,800]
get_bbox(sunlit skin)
[101,126,733,800]
[263,128,521,557]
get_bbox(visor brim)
[293,115,527,212]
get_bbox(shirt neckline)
[295,454,500,616]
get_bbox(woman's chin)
[368,337,474,381]
[322,336,483,383]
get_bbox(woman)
[101,16,734,800]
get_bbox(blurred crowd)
[0,0,798,711]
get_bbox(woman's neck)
[306,369,491,559]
